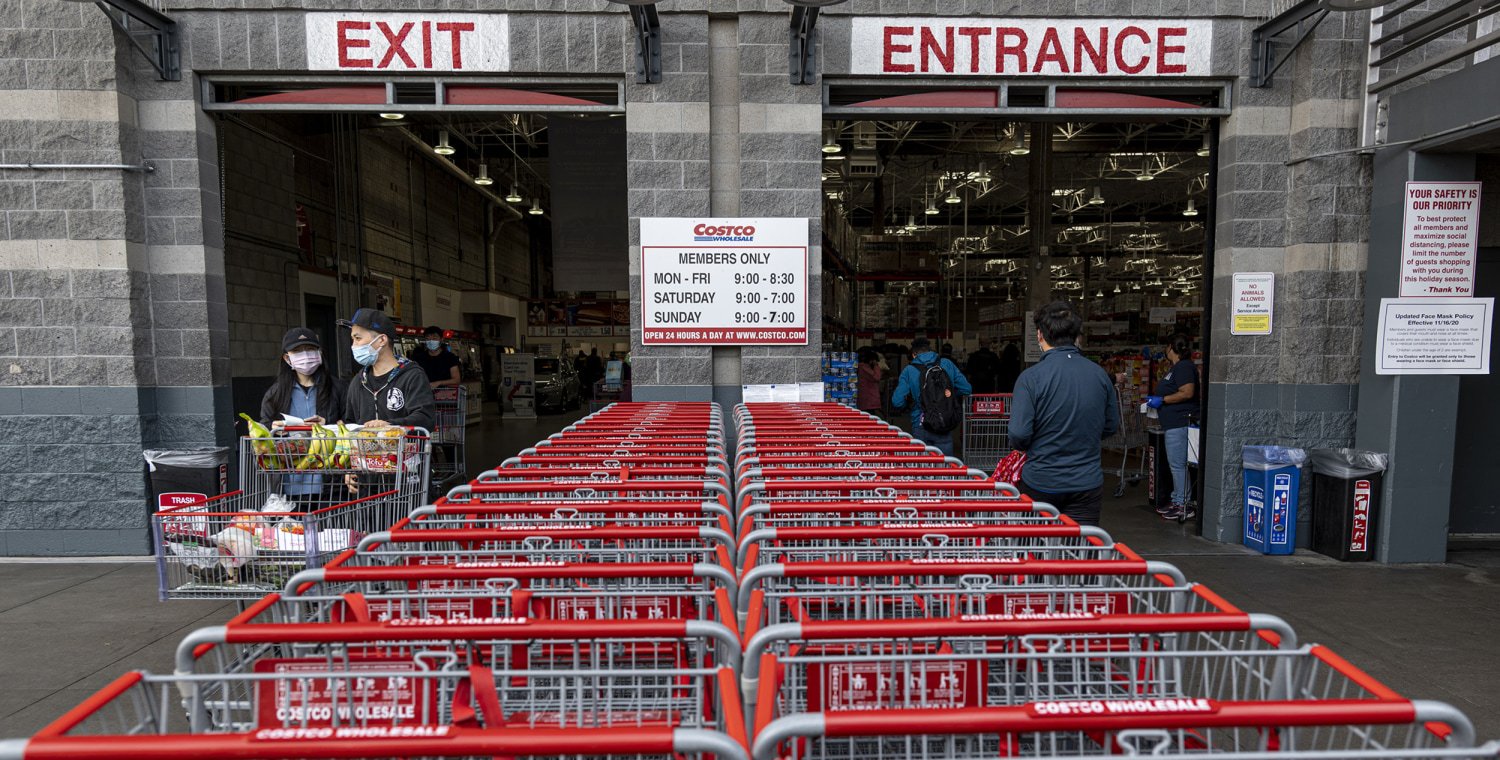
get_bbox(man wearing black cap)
[339,308,437,431]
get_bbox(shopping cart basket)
[348,522,738,571]
[734,453,963,478]
[736,522,1118,569]
[446,480,733,511]
[738,496,1061,539]
[736,466,989,496]
[498,452,732,472]
[1104,386,1149,497]
[961,393,1013,475]
[409,500,736,536]
[152,487,398,601]
[430,386,467,492]
[239,424,432,531]
[735,479,1024,523]
[477,465,731,492]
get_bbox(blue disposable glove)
[1146,396,1164,409]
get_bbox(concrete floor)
[2,403,1497,739]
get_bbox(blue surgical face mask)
[352,339,382,367]
[425,340,441,351]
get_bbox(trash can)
[143,447,230,508]
[1146,427,1172,509]
[1242,445,1306,555]
[1309,449,1388,562]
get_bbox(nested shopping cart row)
[9,401,1494,760]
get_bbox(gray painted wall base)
[1202,381,1359,546]
[631,384,715,402]
[1,530,151,556]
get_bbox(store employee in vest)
[1009,302,1120,526]
[412,325,463,389]
[891,336,971,456]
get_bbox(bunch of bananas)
[293,425,337,470]
[240,413,276,469]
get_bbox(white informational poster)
[1400,181,1482,297]
[849,19,1212,77]
[1149,307,1177,325]
[769,384,800,403]
[500,353,535,417]
[305,13,509,72]
[1375,297,1494,375]
[1024,312,1041,362]
[798,382,825,402]
[1231,272,1275,335]
[640,218,809,345]
[742,384,773,403]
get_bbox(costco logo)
[694,224,755,242]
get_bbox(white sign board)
[851,18,1211,77]
[1375,298,1494,375]
[640,218,809,345]
[1149,307,1177,325]
[1231,272,1274,335]
[306,14,508,72]
[1400,181,1482,297]
[500,353,535,418]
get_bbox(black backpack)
[918,360,961,434]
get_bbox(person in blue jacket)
[1009,301,1120,526]
[891,336,972,456]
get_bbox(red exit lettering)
[337,18,475,70]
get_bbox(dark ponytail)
[1168,333,1193,361]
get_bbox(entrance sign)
[307,14,508,72]
[640,218,809,345]
[500,353,535,418]
[1375,297,1493,375]
[851,19,1211,77]
[1231,272,1274,335]
[1399,181,1481,297]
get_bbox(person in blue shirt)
[1146,334,1201,521]
[891,336,972,456]
[1009,301,1120,526]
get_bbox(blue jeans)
[911,421,954,457]
[1164,426,1190,506]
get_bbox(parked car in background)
[533,356,580,412]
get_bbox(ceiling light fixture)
[1096,289,1104,298]
[945,188,961,204]
[1009,129,1030,156]
[505,186,523,203]
[379,112,405,120]
[529,200,544,215]
[1089,186,1105,206]
[1162,287,1171,296]
[1132,282,1141,290]
[434,130,456,156]
[1137,159,1156,181]
[821,129,842,154]
[974,162,992,185]
[1197,134,1212,157]
[905,214,918,231]
[1114,284,1122,293]
[925,199,939,215]
[1183,199,1198,216]
[474,165,493,186]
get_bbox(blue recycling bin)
[1242,445,1307,555]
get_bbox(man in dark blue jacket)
[891,336,972,456]
[1009,301,1120,526]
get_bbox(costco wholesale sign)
[640,218,809,345]
[851,18,1211,76]
[306,13,508,72]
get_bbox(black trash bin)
[143,447,230,508]
[1146,427,1172,508]
[1309,449,1388,561]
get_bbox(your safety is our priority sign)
[640,218,809,345]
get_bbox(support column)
[1026,123,1052,327]
[709,18,743,409]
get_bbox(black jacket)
[343,358,438,431]
[258,377,345,428]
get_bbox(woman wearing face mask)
[259,328,345,509]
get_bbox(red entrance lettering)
[957,27,991,73]
[1114,26,1151,74]
[1074,27,1108,74]
[884,26,915,73]
[996,28,1027,73]
[1032,27,1069,72]
[1156,27,1187,73]
[422,21,433,68]
[920,26,955,73]
[435,22,474,68]
[337,21,373,68]
[375,22,417,68]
